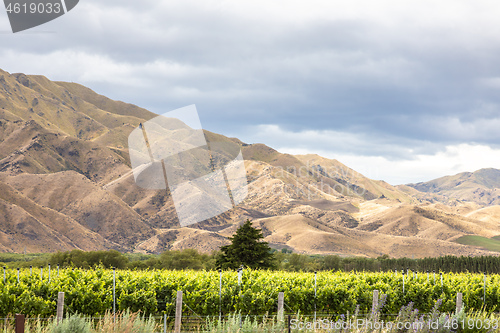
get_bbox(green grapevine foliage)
[0,268,498,316]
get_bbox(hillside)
[407,168,500,206]
[1,68,500,258]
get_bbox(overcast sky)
[2,0,500,185]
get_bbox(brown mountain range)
[1,68,500,258]
[406,169,500,206]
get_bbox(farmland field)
[1,268,499,317]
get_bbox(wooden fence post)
[278,292,284,322]
[15,314,25,333]
[174,291,182,333]
[456,293,463,314]
[57,292,65,322]
[372,290,379,313]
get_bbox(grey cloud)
[2,0,500,170]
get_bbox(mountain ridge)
[407,168,500,206]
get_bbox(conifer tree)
[216,220,276,269]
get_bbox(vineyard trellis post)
[440,272,443,293]
[483,273,486,304]
[456,292,462,314]
[163,313,167,333]
[174,290,182,333]
[238,266,243,286]
[29,266,32,276]
[57,264,59,277]
[40,266,43,281]
[16,268,19,283]
[57,292,65,323]
[112,267,116,321]
[314,271,317,323]
[402,270,405,294]
[372,290,379,313]
[48,264,51,283]
[3,266,5,283]
[237,266,243,328]
[14,314,24,333]
[219,269,222,321]
[433,270,436,284]
[278,292,284,322]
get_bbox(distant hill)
[1,68,500,258]
[407,168,500,206]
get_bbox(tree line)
[2,220,500,273]
[3,249,500,274]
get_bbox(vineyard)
[1,268,500,317]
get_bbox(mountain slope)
[0,179,119,252]
[408,168,500,206]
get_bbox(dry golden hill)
[408,168,500,206]
[0,69,156,144]
[0,119,130,184]
[296,154,413,202]
[466,206,500,224]
[0,179,119,252]
[135,228,229,254]
[355,203,499,241]
[251,214,380,256]
[0,171,155,247]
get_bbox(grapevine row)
[1,268,498,317]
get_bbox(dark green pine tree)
[216,220,276,270]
